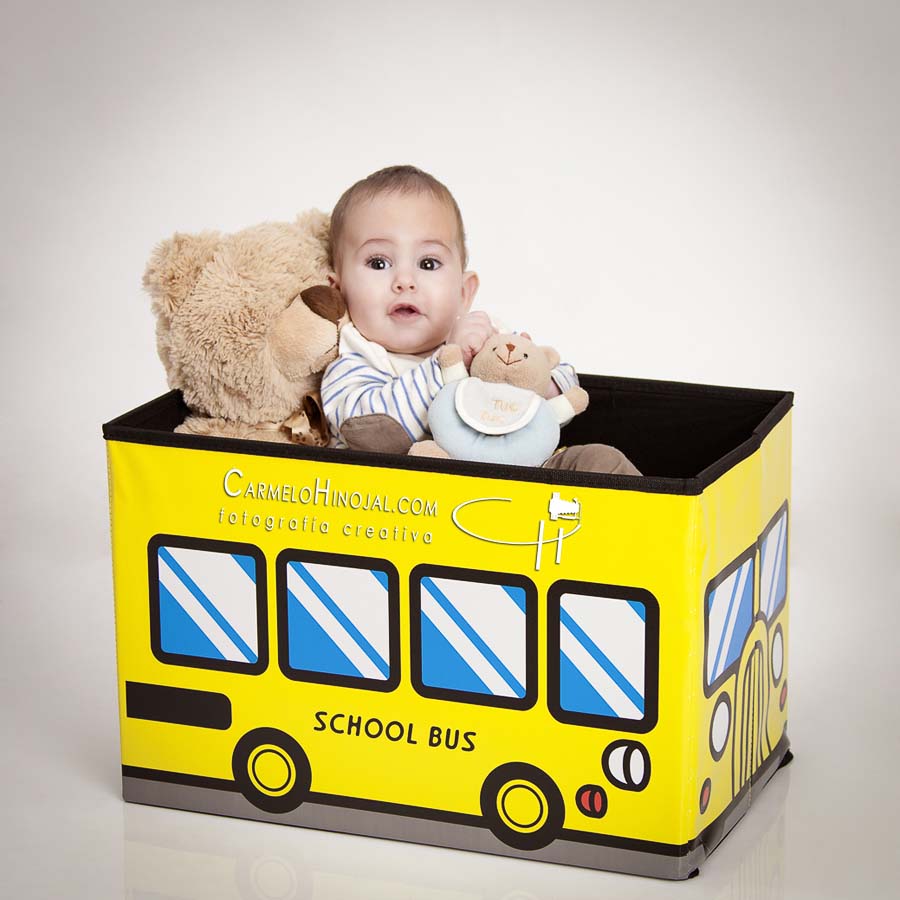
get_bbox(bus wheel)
[232,728,311,814]
[480,763,564,851]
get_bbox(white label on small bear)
[455,379,542,435]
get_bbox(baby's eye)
[365,256,391,270]
[419,257,442,271]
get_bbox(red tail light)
[576,784,607,818]
[700,778,712,814]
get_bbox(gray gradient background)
[2,1,898,897]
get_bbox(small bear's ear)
[542,346,560,369]
[142,230,221,316]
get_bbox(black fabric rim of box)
[102,374,793,497]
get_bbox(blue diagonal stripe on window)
[559,607,643,713]
[291,563,389,679]
[774,531,787,610]
[421,613,492,695]
[158,547,257,663]
[502,585,527,613]
[159,582,226,661]
[711,565,745,679]
[232,553,257,584]
[765,519,786,617]
[371,569,389,591]
[559,651,616,717]
[422,577,525,698]
[627,599,646,621]
[286,588,364,678]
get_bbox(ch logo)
[451,492,583,571]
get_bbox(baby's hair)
[329,165,468,269]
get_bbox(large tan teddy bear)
[142,211,345,444]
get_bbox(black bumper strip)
[125,681,232,730]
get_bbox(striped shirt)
[321,323,579,448]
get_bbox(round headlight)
[709,692,731,761]
[771,625,784,683]
[602,740,650,791]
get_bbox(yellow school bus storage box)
[104,374,793,880]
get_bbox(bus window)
[759,504,788,621]
[705,549,755,693]
[410,566,537,710]
[276,550,400,692]
[148,535,267,674]
[548,581,659,733]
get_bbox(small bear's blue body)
[428,381,560,466]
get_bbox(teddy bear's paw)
[437,344,464,370]
[176,416,295,443]
[565,386,590,415]
[408,440,450,458]
[341,415,414,454]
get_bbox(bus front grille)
[739,642,767,787]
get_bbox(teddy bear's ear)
[300,285,345,323]
[542,346,561,369]
[296,208,330,243]
[142,230,222,315]
[295,208,332,269]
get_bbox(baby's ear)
[542,346,560,369]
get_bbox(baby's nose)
[392,272,417,292]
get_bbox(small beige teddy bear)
[409,334,589,466]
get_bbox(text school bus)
[104,375,793,880]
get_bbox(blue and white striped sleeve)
[551,361,579,393]
[321,352,444,445]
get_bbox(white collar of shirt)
[338,322,431,377]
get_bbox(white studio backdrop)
[1,2,898,897]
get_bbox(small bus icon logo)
[548,492,580,522]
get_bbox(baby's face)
[331,191,478,355]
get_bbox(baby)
[321,165,640,475]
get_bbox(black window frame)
[276,548,401,693]
[547,579,659,733]
[409,564,538,711]
[703,544,757,697]
[758,501,789,625]
[148,533,268,675]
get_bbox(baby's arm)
[321,352,442,445]
[549,361,579,398]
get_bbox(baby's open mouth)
[389,303,422,319]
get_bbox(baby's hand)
[447,311,495,368]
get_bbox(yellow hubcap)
[248,744,296,797]
[497,779,549,834]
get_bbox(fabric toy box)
[103,373,793,880]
